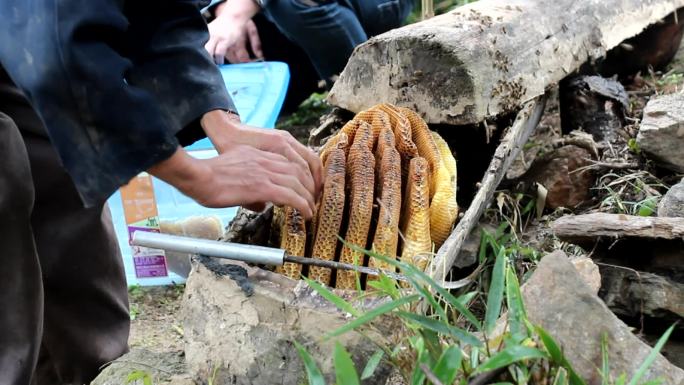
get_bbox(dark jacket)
[0,0,237,207]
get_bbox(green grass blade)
[360,349,384,380]
[303,276,361,317]
[334,342,360,385]
[485,250,506,335]
[553,368,568,385]
[347,243,482,330]
[366,274,401,300]
[411,349,429,385]
[470,346,480,370]
[639,380,664,385]
[353,254,363,293]
[326,294,421,338]
[601,333,610,385]
[421,328,444,362]
[474,345,547,374]
[626,324,675,385]
[294,341,326,385]
[505,265,526,340]
[534,325,586,385]
[433,345,463,384]
[456,291,478,307]
[398,311,482,346]
[338,239,448,321]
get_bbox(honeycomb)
[277,104,458,288]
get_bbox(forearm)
[214,0,261,21]
[148,147,208,201]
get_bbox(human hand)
[205,0,263,64]
[149,145,317,219]
[201,110,324,201]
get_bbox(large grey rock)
[181,259,393,385]
[636,93,684,173]
[522,251,684,385]
[91,348,194,385]
[659,178,684,217]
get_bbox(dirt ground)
[128,285,185,353]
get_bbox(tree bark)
[552,213,684,242]
[328,0,684,125]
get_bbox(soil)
[128,285,185,353]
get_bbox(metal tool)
[132,231,408,281]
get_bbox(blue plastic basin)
[108,61,290,286]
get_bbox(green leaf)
[303,277,361,317]
[534,325,586,385]
[474,345,546,374]
[352,254,363,293]
[398,311,482,346]
[639,380,664,385]
[553,368,568,385]
[421,328,444,362]
[433,345,463,384]
[505,265,526,340]
[456,291,478,307]
[478,230,491,264]
[470,346,480,370]
[366,273,400,300]
[126,370,153,385]
[411,347,430,385]
[344,243,482,330]
[626,324,675,385]
[334,342,360,385]
[485,250,506,335]
[615,373,627,385]
[294,341,326,385]
[327,294,421,338]
[360,349,384,380]
[600,333,610,385]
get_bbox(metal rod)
[132,231,285,266]
[284,255,408,282]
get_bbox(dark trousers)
[0,70,130,385]
[254,0,413,112]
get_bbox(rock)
[659,178,684,217]
[91,348,193,385]
[522,251,684,384]
[181,259,394,385]
[636,93,684,173]
[523,145,595,209]
[599,265,684,322]
[569,256,602,294]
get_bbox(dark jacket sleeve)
[0,0,235,207]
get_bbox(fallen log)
[552,213,684,242]
[328,0,684,125]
